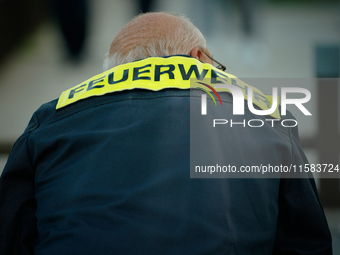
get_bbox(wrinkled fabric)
[0,86,332,254]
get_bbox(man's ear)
[190,47,204,61]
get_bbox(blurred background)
[0,0,339,252]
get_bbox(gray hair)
[103,14,207,71]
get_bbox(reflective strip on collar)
[56,56,280,119]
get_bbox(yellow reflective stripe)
[56,56,280,119]
[57,57,197,109]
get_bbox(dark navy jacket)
[0,61,332,254]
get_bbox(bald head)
[110,13,186,57]
[103,12,208,70]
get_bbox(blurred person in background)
[0,12,332,255]
[50,0,89,61]
[137,0,155,13]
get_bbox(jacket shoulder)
[24,99,58,133]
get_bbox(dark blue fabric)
[0,89,332,254]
